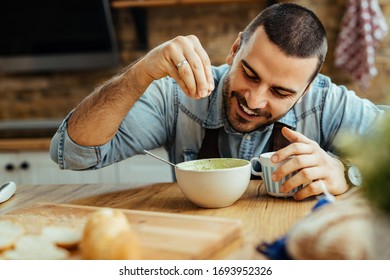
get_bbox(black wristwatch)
[341,158,362,187]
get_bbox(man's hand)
[67,35,214,146]
[139,35,215,99]
[270,127,349,200]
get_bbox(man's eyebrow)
[241,59,298,95]
[241,59,259,78]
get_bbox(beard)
[222,74,289,133]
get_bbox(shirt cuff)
[50,115,109,170]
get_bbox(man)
[50,3,386,200]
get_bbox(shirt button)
[245,134,251,141]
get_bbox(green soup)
[178,158,248,171]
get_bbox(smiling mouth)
[239,101,258,116]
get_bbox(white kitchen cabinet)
[0,148,173,185]
[116,148,174,184]
[0,151,113,185]
[0,152,19,183]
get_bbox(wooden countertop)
[0,180,318,259]
[0,138,51,151]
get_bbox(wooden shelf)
[112,0,176,8]
[112,0,259,8]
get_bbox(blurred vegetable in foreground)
[341,110,390,214]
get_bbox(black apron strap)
[197,123,291,160]
[268,122,291,152]
[197,128,221,159]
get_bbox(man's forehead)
[240,27,318,83]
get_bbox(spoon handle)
[143,150,177,168]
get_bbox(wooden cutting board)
[1,203,242,260]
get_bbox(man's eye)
[241,67,258,81]
[271,88,290,99]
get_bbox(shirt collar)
[278,108,297,128]
[201,69,228,129]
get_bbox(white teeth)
[239,101,258,116]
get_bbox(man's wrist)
[328,152,362,187]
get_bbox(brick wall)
[0,0,389,121]
[292,0,390,104]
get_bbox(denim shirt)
[50,64,385,170]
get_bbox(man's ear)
[226,32,242,65]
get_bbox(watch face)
[348,165,362,186]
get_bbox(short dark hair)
[241,3,328,82]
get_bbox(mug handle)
[250,158,263,178]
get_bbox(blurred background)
[1,0,389,121]
[1,0,389,185]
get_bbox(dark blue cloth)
[256,196,332,259]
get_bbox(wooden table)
[0,180,317,259]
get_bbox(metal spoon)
[143,150,178,168]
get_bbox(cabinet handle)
[5,163,15,172]
[20,161,30,170]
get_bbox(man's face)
[223,27,318,133]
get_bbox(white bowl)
[175,158,251,208]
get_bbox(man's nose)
[244,84,268,109]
